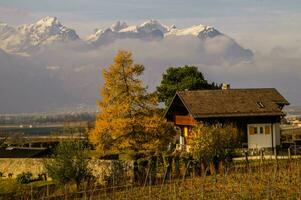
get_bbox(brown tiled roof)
[177,88,289,118]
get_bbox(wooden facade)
[175,115,196,126]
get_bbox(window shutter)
[265,125,270,134]
[249,126,255,135]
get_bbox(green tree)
[156,65,220,106]
[44,141,92,189]
[89,50,175,155]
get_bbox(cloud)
[198,48,301,105]
[0,34,300,113]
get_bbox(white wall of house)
[179,135,185,145]
[247,123,275,149]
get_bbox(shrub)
[190,123,238,168]
[44,141,93,190]
[16,172,33,184]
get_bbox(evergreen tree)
[156,65,220,106]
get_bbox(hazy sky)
[0,0,301,111]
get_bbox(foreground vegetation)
[1,159,300,199]
[0,179,53,195]
[93,159,301,200]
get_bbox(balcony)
[175,115,196,125]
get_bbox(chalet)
[164,85,289,150]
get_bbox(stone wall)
[0,158,44,178]
[0,158,132,184]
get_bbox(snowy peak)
[108,20,170,33]
[86,28,104,42]
[87,20,175,45]
[36,16,60,26]
[110,21,128,32]
[165,24,221,39]
[138,20,170,34]
[166,24,208,36]
[0,16,80,53]
[87,20,168,44]
[86,20,222,46]
[17,16,79,44]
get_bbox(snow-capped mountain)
[86,20,222,46]
[85,20,252,60]
[110,21,128,32]
[0,22,17,40]
[0,16,79,53]
[0,17,252,60]
[165,24,221,40]
[86,20,172,46]
[18,16,79,44]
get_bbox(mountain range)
[0,17,253,113]
[0,17,252,58]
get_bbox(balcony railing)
[175,115,196,125]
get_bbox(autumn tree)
[190,123,239,167]
[89,50,175,155]
[156,65,220,106]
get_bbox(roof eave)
[194,112,286,119]
[163,92,193,118]
[163,93,178,118]
[277,102,290,106]
[176,92,194,115]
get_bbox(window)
[249,124,270,135]
[257,102,265,108]
[265,125,270,135]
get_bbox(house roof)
[173,88,289,118]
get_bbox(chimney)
[222,83,230,90]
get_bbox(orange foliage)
[89,50,174,155]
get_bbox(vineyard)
[1,158,300,199]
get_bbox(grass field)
[0,179,52,194]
